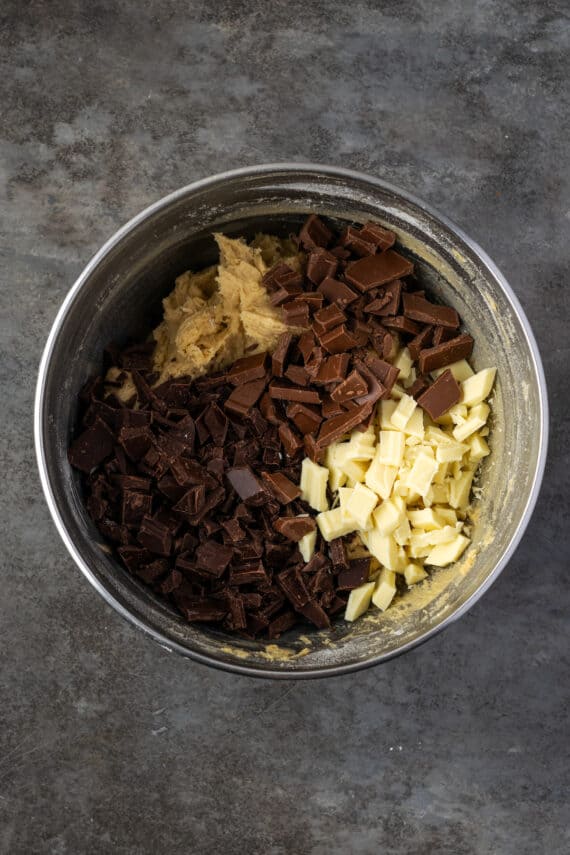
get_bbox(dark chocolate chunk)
[277,567,310,607]
[229,562,268,586]
[195,540,233,577]
[418,334,474,374]
[261,471,301,504]
[416,369,461,419]
[137,516,172,557]
[68,418,116,473]
[329,538,349,572]
[122,491,153,527]
[317,277,359,307]
[173,484,206,518]
[274,515,316,542]
[345,251,413,292]
[279,423,304,458]
[402,293,460,329]
[226,466,266,503]
[181,599,228,623]
[224,378,266,417]
[297,600,331,629]
[267,610,297,639]
[228,352,268,385]
[271,332,293,377]
[337,557,371,590]
[317,402,373,449]
[298,213,332,251]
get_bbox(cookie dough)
[152,233,304,382]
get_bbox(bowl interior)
[37,166,545,676]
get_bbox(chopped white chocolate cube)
[372,568,397,610]
[394,517,411,546]
[436,442,470,463]
[298,529,317,562]
[300,458,329,512]
[316,507,358,541]
[461,367,496,407]
[342,459,369,484]
[404,562,428,586]
[379,399,398,429]
[372,499,404,536]
[365,530,402,572]
[452,403,490,442]
[448,469,476,509]
[403,406,425,439]
[365,453,398,500]
[377,430,405,467]
[426,534,470,566]
[469,434,490,462]
[432,359,474,382]
[407,508,443,530]
[406,450,439,496]
[346,483,378,529]
[325,445,348,492]
[428,482,450,503]
[345,581,375,621]
[390,393,417,430]
[433,506,458,527]
[393,347,413,380]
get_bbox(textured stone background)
[1,1,568,852]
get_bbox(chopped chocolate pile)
[68,214,473,639]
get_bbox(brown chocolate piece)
[303,432,325,464]
[226,466,266,503]
[138,516,172,556]
[402,293,460,329]
[432,325,455,346]
[228,352,267,385]
[317,277,359,307]
[279,423,304,458]
[259,393,281,425]
[408,377,430,399]
[274,515,316,542]
[277,567,310,606]
[306,248,338,285]
[261,471,301,504]
[284,364,309,386]
[298,331,317,362]
[121,491,152,527]
[352,361,388,406]
[329,538,349,572]
[418,334,474,374]
[337,557,371,590]
[298,214,332,251]
[263,262,303,294]
[315,353,350,385]
[330,370,368,404]
[286,402,323,435]
[68,418,115,473]
[364,280,403,317]
[282,300,310,328]
[224,378,266,417]
[318,324,359,354]
[359,221,397,252]
[345,250,413,292]
[408,325,434,361]
[382,315,421,336]
[339,225,377,256]
[416,369,461,419]
[321,398,345,419]
[267,611,297,639]
[173,485,206,518]
[271,332,293,377]
[363,355,399,393]
[297,600,331,629]
[181,599,228,623]
[229,562,268,586]
[313,303,347,335]
[195,540,233,577]
[269,381,321,404]
[317,402,373,449]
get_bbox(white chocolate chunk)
[404,562,428,586]
[428,482,450,503]
[298,529,317,562]
[403,366,417,389]
[452,403,490,442]
[346,483,378,529]
[379,399,398,429]
[300,458,329,512]
[365,453,398,500]
[342,459,369,484]
[345,581,375,621]
[390,393,417,430]
[365,530,402,572]
[393,347,413,380]
[461,367,496,407]
[433,506,458,527]
[432,359,474,382]
[390,383,407,400]
[377,430,405,467]
[407,508,443,530]
[338,487,354,510]
[436,442,470,463]
[372,568,397,611]
[469,434,490,462]
[448,469,476,509]
[325,445,347,492]
[372,499,404,536]
[403,406,425,439]
[426,534,470,566]
[406,450,439,496]
[394,517,411,546]
[316,507,358,541]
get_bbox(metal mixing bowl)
[34,164,548,678]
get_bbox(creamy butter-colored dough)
[152,233,303,382]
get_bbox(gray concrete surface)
[1,1,568,852]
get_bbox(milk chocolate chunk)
[261,471,301,504]
[313,303,347,335]
[298,213,333,250]
[226,466,266,502]
[303,432,326,464]
[317,402,374,448]
[359,221,397,251]
[268,381,321,404]
[286,402,323,435]
[68,418,115,472]
[382,315,421,336]
[418,333,474,374]
[306,248,338,285]
[330,370,368,404]
[195,540,233,577]
[282,300,310,328]
[352,362,388,406]
[315,353,350,385]
[228,352,268,385]
[339,225,377,257]
[345,250,413,292]
[317,277,359,307]
[408,377,430,399]
[321,398,345,419]
[274,515,316,542]
[318,324,359,354]
[364,355,399,393]
[408,325,434,361]
[402,293,460,329]
[298,331,317,363]
[285,364,309,386]
[279,422,305,457]
[432,325,455,345]
[224,378,266,417]
[271,332,293,377]
[416,369,461,419]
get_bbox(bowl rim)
[34,162,549,679]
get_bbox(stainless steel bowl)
[35,164,548,678]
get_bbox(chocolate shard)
[329,538,349,572]
[363,355,399,394]
[408,325,434,361]
[306,248,339,285]
[173,484,206,518]
[274,515,316,542]
[267,610,297,639]
[345,250,413,292]
[298,213,333,251]
[352,361,388,406]
[181,598,228,623]
[359,221,397,252]
[330,369,368,404]
[268,380,321,405]
[68,417,116,473]
[402,293,460,329]
[318,324,360,354]
[382,315,421,336]
[224,378,266,417]
[418,333,474,374]
[317,276,359,307]
[337,557,371,590]
[271,332,293,377]
[432,325,456,346]
[122,491,153,527]
[313,303,347,335]
[286,402,323,435]
[315,353,350,385]
[221,517,246,542]
[195,540,234,577]
[261,471,301,504]
[282,300,311,328]
[416,369,461,419]
[284,364,309,386]
[228,562,268,586]
[298,599,331,629]
[259,393,281,426]
[279,422,304,458]
[227,352,268,385]
[408,377,430,399]
[226,466,266,504]
[303,432,325,464]
[137,516,173,556]
[317,402,373,449]
[298,331,317,363]
[277,566,310,607]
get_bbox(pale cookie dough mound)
[152,233,303,382]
